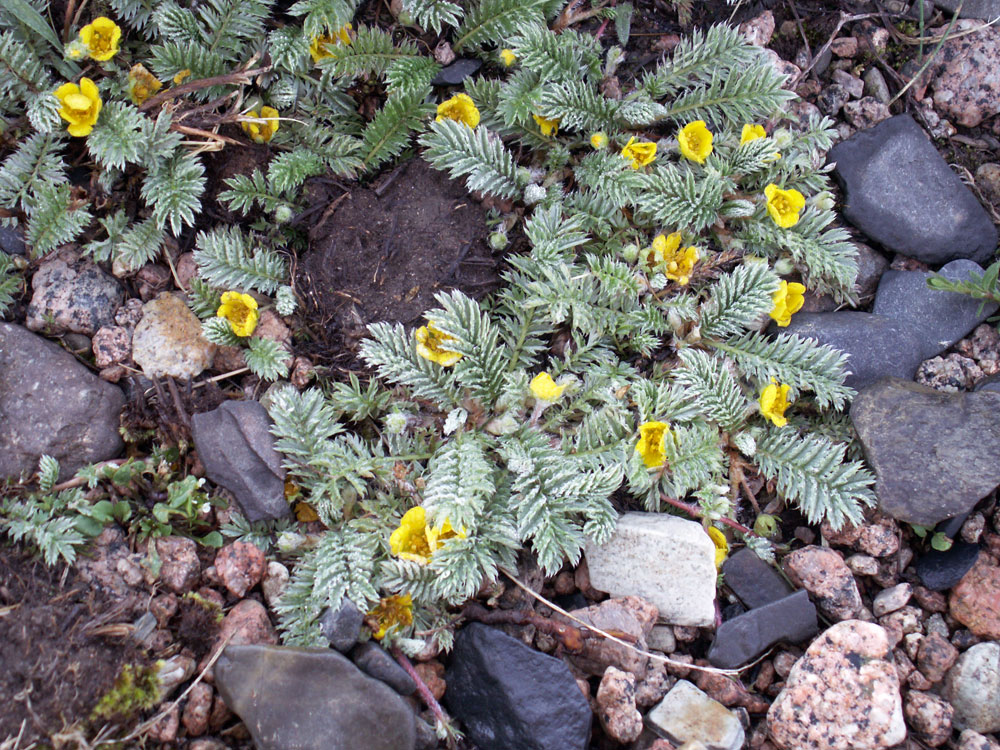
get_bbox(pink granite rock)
[596,666,643,743]
[783,546,862,621]
[214,541,265,598]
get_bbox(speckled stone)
[25,256,123,335]
[646,680,744,750]
[560,596,657,678]
[767,621,905,750]
[214,541,266,598]
[928,21,1000,127]
[783,546,862,621]
[945,642,1000,733]
[584,513,717,627]
[596,667,643,743]
[132,292,215,379]
[950,554,1000,640]
[904,691,953,747]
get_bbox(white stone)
[584,512,716,626]
[262,561,289,609]
[646,680,744,750]
[946,642,1000,733]
[648,624,677,654]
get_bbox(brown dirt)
[297,158,501,360]
[0,546,145,745]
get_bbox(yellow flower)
[309,24,352,62]
[529,372,566,402]
[436,93,480,129]
[707,526,728,569]
[390,506,466,565]
[764,184,806,229]
[620,137,657,169]
[769,280,806,327]
[677,120,713,164]
[127,63,162,106]
[740,124,767,144]
[590,132,608,150]
[636,421,669,469]
[295,502,319,523]
[500,48,517,67]
[54,77,102,137]
[217,291,259,337]
[390,507,434,564]
[173,69,192,85]
[241,106,280,144]
[79,17,121,62]
[415,322,462,366]
[532,114,560,137]
[648,232,699,285]
[759,379,793,427]
[367,594,413,640]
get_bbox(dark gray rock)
[445,623,591,750]
[214,645,416,750]
[934,0,1000,18]
[0,322,124,480]
[976,372,1000,394]
[872,259,999,359]
[721,548,794,610]
[854,242,889,305]
[851,379,1000,525]
[828,114,998,265]
[431,59,481,86]
[915,542,981,591]
[779,311,925,389]
[320,598,364,652]
[25,257,123,336]
[191,400,288,521]
[351,641,416,696]
[707,590,818,669]
[0,225,26,256]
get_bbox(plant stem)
[660,493,759,537]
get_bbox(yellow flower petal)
[217,291,259,337]
[79,16,121,62]
[707,526,729,569]
[500,48,517,67]
[678,120,713,164]
[532,113,560,137]
[636,421,669,469]
[529,372,566,402]
[763,184,806,229]
[436,93,480,128]
[620,137,657,169]
[390,506,433,564]
[590,131,608,150]
[310,24,352,62]
[768,280,806,327]
[759,379,793,427]
[415,322,462,367]
[740,124,767,145]
[128,63,162,105]
[241,107,279,144]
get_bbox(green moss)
[90,662,163,722]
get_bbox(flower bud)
[621,243,640,263]
[773,257,794,276]
[488,231,508,251]
[772,128,793,149]
[274,205,293,224]
[753,514,781,538]
[524,183,546,205]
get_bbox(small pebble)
[846,553,880,576]
[873,582,913,616]
[772,651,798,678]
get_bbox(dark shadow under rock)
[299,159,500,349]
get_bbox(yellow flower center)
[65,93,92,112]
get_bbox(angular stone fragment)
[915,542,981,590]
[431,58,481,85]
[852,379,1000,526]
[721,548,793,610]
[320,598,364,652]
[444,623,591,750]
[132,292,215,379]
[780,311,925,390]
[215,645,416,750]
[950,554,1000,639]
[559,596,657,678]
[707,590,818,669]
[873,259,999,359]
[767,621,905,750]
[783,546,862,621]
[828,114,997,264]
[191,400,289,521]
[584,513,717,626]
[0,322,124,480]
[646,680,744,750]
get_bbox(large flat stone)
[828,114,997,265]
[214,644,415,750]
[851,379,1000,526]
[191,400,289,521]
[584,512,717,627]
[0,322,124,480]
[934,0,1000,18]
[780,311,925,390]
[444,623,591,750]
[707,590,818,669]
